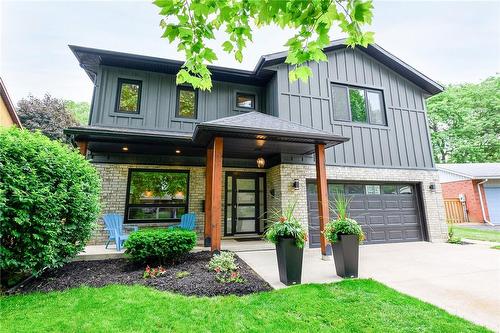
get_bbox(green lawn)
[453,225,500,243]
[0,280,489,333]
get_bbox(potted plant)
[264,200,307,285]
[324,193,365,278]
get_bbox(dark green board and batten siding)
[273,47,435,170]
[91,66,265,133]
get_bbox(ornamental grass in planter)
[324,193,365,278]
[264,200,307,285]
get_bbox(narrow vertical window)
[176,86,197,119]
[116,79,141,113]
[367,91,386,125]
[332,85,350,121]
[349,88,368,123]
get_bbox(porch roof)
[65,112,349,157]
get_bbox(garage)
[306,182,427,246]
[484,186,500,225]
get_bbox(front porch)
[76,238,274,261]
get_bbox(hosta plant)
[264,200,307,248]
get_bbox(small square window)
[176,87,197,119]
[236,93,255,109]
[116,79,141,113]
[399,185,413,194]
[365,185,381,195]
[382,185,397,195]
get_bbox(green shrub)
[0,127,101,285]
[124,228,196,264]
[264,200,307,248]
[207,251,244,283]
[324,192,365,244]
[448,225,462,244]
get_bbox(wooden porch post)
[75,140,88,157]
[204,145,214,247]
[315,143,331,260]
[205,137,223,252]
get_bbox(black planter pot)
[275,238,303,285]
[332,234,359,278]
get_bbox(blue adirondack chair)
[103,214,138,251]
[168,213,196,230]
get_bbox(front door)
[224,173,266,236]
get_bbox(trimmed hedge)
[124,228,197,265]
[0,127,101,284]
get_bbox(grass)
[491,245,500,250]
[0,279,489,333]
[452,225,500,243]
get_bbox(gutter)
[477,179,493,225]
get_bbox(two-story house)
[65,39,448,255]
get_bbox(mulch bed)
[11,251,272,297]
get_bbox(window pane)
[365,185,381,195]
[118,82,140,113]
[399,185,413,194]
[332,86,350,121]
[382,185,397,194]
[349,88,368,123]
[177,88,196,118]
[367,91,385,125]
[346,184,364,194]
[127,171,189,222]
[236,94,255,109]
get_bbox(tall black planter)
[275,238,303,285]
[332,234,359,278]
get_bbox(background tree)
[17,94,78,142]
[65,100,90,125]
[427,76,500,163]
[155,0,374,90]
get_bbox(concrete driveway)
[238,242,500,331]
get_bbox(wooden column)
[204,146,214,247]
[315,143,331,259]
[205,137,223,252]
[76,140,88,157]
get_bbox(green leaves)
[155,0,375,90]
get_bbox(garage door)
[484,187,500,225]
[306,182,426,246]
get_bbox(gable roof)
[436,163,500,179]
[0,77,22,128]
[70,38,443,95]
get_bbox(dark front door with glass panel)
[224,173,266,236]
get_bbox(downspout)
[477,179,493,226]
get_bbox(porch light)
[175,149,181,154]
[122,146,129,152]
[292,179,300,190]
[256,157,265,168]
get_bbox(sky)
[1,0,499,104]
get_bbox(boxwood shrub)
[124,228,197,265]
[0,127,101,285]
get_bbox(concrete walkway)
[238,242,500,331]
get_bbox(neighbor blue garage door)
[484,187,500,225]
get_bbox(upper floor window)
[236,93,255,109]
[116,79,141,114]
[176,86,197,119]
[331,84,386,125]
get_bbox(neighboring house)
[65,39,448,253]
[437,163,500,225]
[0,77,22,128]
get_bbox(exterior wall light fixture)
[292,179,300,190]
[256,157,265,168]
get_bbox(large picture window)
[331,84,386,125]
[125,170,189,223]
